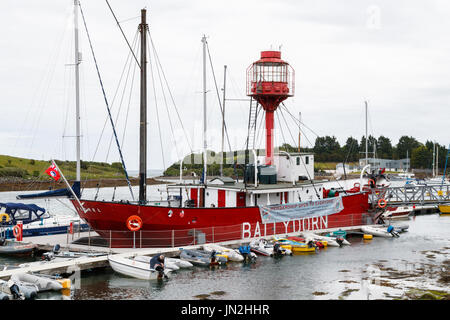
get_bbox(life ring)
[378,198,387,208]
[126,215,143,232]
[0,213,10,223]
[12,225,21,238]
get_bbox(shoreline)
[0,174,348,193]
[0,177,165,192]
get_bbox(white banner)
[259,196,344,223]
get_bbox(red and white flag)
[45,163,61,181]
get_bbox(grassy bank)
[0,154,126,181]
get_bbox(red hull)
[71,192,370,248]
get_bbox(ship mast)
[139,9,148,204]
[365,100,368,167]
[74,0,81,187]
[202,35,207,186]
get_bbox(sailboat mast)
[433,142,436,177]
[74,0,81,182]
[220,65,227,177]
[139,9,148,204]
[298,112,301,153]
[202,35,207,185]
[365,101,368,166]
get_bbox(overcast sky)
[1,0,449,171]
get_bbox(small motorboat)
[273,238,316,253]
[287,236,327,248]
[361,225,399,238]
[382,206,412,219]
[202,243,244,262]
[133,255,193,271]
[10,273,63,292]
[0,279,36,300]
[249,239,272,256]
[301,232,350,246]
[377,223,409,233]
[0,238,37,255]
[0,202,90,239]
[179,249,227,266]
[438,204,450,215]
[108,254,172,280]
[237,245,257,262]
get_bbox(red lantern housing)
[246,51,294,165]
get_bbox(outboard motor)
[7,280,22,300]
[239,245,254,262]
[307,240,316,248]
[273,243,283,257]
[155,265,165,279]
[53,244,61,254]
[210,250,217,264]
[336,237,344,247]
[42,251,55,261]
[387,225,400,238]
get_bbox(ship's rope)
[280,102,320,145]
[205,40,233,153]
[147,38,167,171]
[277,107,320,199]
[147,30,181,167]
[105,30,140,161]
[78,2,134,200]
[146,30,193,154]
[105,0,140,68]
[91,29,139,164]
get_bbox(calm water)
[1,179,449,300]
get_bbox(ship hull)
[71,192,370,248]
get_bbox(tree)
[342,136,359,162]
[411,145,432,169]
[359,135,377,159]
[396,136,420,159]
[313,136,342,161]
[377,136,393,159]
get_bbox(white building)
[273,152,314,182]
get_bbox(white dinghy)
[133,255,193,271]
[202,243,244,262]
[361,226,399,238]
[108,255,171,280]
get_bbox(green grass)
[0,154,125,180]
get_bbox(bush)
[0,167,28,178]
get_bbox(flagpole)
[51,159,86,213]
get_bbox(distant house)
[358,158,410,171]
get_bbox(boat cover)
[15,181,81,200]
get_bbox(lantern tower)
[246,51,294,166]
